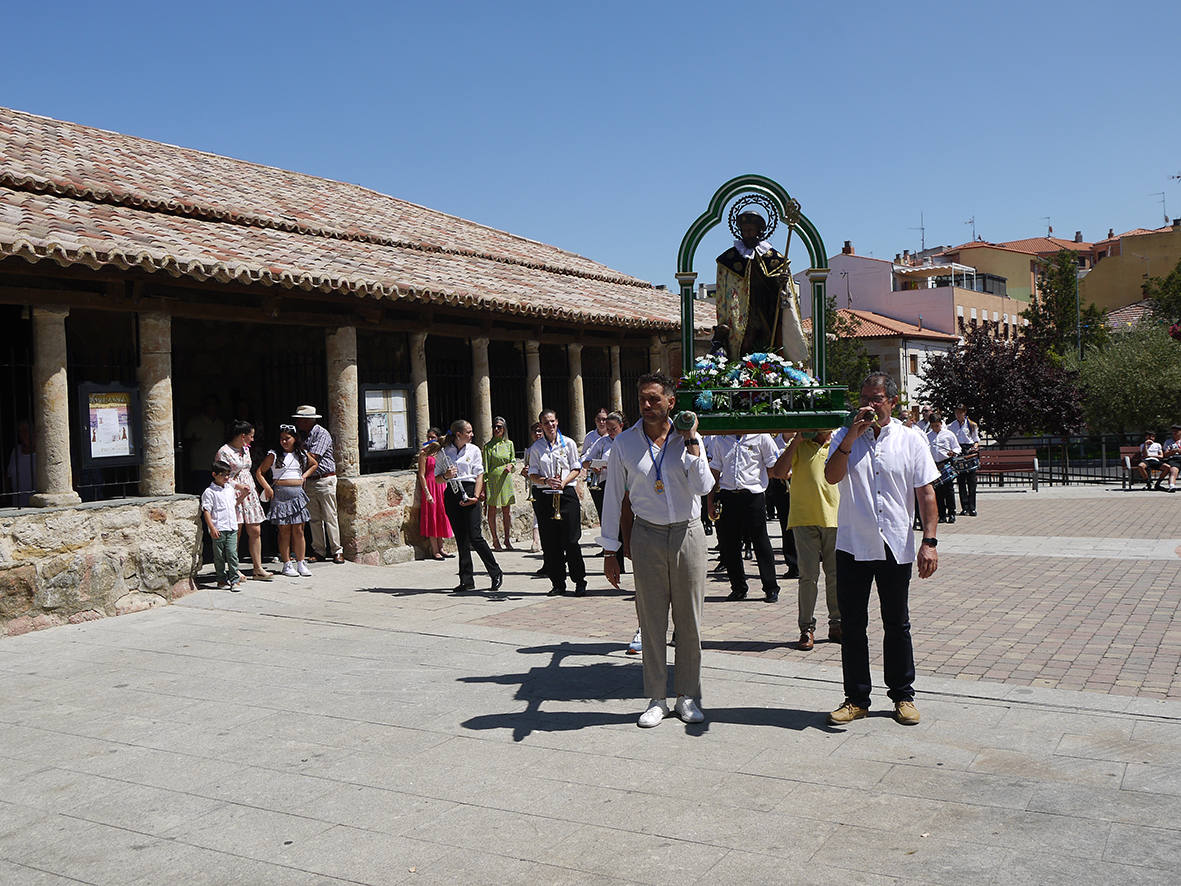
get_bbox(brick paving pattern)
[474,488,1181,698]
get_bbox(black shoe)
[490,572,503,592]
[725,589,748,601]
[764,591,779,603]
[532,567,547,578]
[938,516,947,523]
[968,509,977,516]
[452,583,476,593]
[947,515,956,524]
[959,509,969,516]
[783,568,800,580]
[547,586,565,596]
[573,582,587,597]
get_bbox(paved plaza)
[1,485,1179,884]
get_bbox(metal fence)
[980,434,1145,488]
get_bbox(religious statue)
[715,195,810,366]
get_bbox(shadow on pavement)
[458,640,833,741]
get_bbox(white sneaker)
[637,699,669,728]
[297,560,312,577]
[627,628,642,655]
[281,560,298,577]
[674,696,704,723]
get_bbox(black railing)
[978,434,1145,487]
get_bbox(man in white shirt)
[1162,424,1181,492]
[600,372,713,728]
[527,409,586,596]
[583,411,622,521]
[824,372,940,727]
[926,412,961,524]
[708,434,792,602]
[946,404,981,516]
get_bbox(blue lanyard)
[646,423,671,487]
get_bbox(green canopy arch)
[676,174,830,380]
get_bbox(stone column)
[471,336,492,444]
[410,332,429,441]
[326,326,359,478]
[567,343,586,443]
[648,335,665,374]
[525,339,543,425]
[137,311,175,496]
[30,306,80,507]
[609,345,623,414]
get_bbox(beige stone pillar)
[137,311,175,496]
[471,336,492,444]
[525,339,543,424]
[326,325,359,479]
[567,343,586,443]
[609,345,623,414]
[648,335,665,374]
[30,306,80,507]
[410,332,430,442]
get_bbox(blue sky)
[4,0,1178,287]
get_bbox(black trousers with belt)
[532,487,586,591]
[444,482,500,588]
[717,488,779,595]
[836,547,915,707]
[956,467,977,513]
[765,477,798,573]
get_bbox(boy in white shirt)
[1137,431,1166,490]
[926,412,961,524]
[201,460,248,590]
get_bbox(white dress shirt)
[597,420,714,551]
[443,442,483,482]
[526,433,581,493]
[580,429,602,458]
[947,418,979,448]
[827,419,939,564]
[708,434,781,492]
[927,428,961,464]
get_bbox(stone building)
[0,106,708,634]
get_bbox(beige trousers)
[792,525,839,633]
[307,475,342,557]
[631,517,706,701]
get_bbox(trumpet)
[552,485,563,521]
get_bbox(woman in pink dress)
[417,427,453,560]
[216,420,273,581]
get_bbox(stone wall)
[0,496,202,637]
[339,470,598,564]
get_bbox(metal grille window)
[0,305,35,508]
[426,336,473,431]
[581,347,611,426]
[488,341,528,450]
[539,344,570,422]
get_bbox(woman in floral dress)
[216,420,273,580]
[417,427,453,560]
[482,417,517,550]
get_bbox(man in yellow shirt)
[782,430,841,650]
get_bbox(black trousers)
[836,547,915,707]
[717,489,779,595]
[532,487,585,590]
[444,482,500,587]
[765,478,798,572]
[934,472,957,520]
[956,468,977,513]
[589,485,604,521]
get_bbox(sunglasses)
[279,424,297,433]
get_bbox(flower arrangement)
[679,352,821,415]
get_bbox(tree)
[919,326,1084,445]
[1142,256,1181,323]
[823,294,870,392]
[1022,249,1108,362]
[1074,321,1181,434]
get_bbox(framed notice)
[77,383,141,468]
[360,384,414,456]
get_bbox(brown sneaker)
[894,700,920,726]
[797,631,814,651]
[828,624,842,644]
[827,701,868,725]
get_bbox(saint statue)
[715,198,810,366]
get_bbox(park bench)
[977,448,1039,491]
[1120,445,1143,490]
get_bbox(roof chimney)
[842,240,854,255]
[1107,228,1114,239]
[1074,231,1083,243]
[1173,218,1180,228]
[917,314,923,331]
[903,249,910,264]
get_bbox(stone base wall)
[0,496,202,637]
[339,470,598,564]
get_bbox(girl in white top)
[255,424,318,577]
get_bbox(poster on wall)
[77,383,141,468]
[360,385,413,457]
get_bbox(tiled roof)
[1104,299,1152,330]
[997,236,1093,254]
[0,107,712,332]
[942,241,1040,256]
[802,308,958,341]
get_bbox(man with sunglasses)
[824,372,940,727]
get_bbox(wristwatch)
[921,537,938,548]
[685,437,701,447]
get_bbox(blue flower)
[694,390,714,411]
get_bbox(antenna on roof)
[1151,191,1168,225]
[965,216,976,241]
[909,211,926,252]
[1042,216,1051,236]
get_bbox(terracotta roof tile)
[801,308,958,341]
[998,236,1093,254]
[1104,299,1152,329]
[942,241,1041,256]
[0,106,713,332]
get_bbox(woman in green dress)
[483,416,517,551]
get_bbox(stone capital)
[805,267,831,282]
